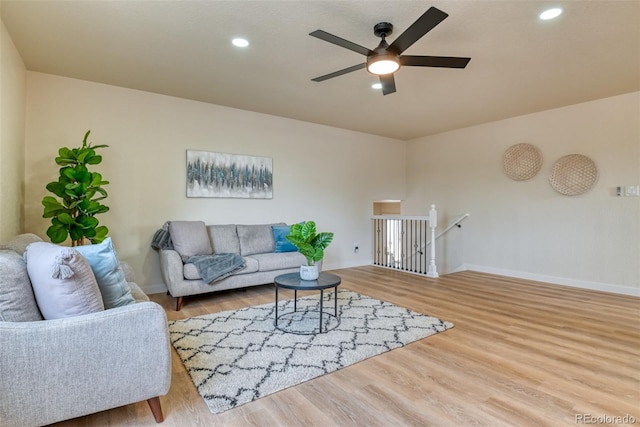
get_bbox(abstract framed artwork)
[186,150,273,198]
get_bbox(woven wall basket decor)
[549,154,598,196]
[503,143,542,181]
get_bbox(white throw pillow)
[24,242,104,319]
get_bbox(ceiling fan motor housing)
[373,22,394,39]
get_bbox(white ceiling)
[2,0,639,140]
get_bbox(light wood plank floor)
[52,267,640,426]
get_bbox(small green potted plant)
[286,221,334,280]
[41,130,110,246]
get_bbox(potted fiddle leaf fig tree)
[41,130,110,246]
[286,221,334,280]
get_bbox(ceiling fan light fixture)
[367,56,400,75]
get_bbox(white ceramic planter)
[300,265,319,281]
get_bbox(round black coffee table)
[273,272,341,334]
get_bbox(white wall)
[405,92,640,295]
[24,72,406,293]
[0,20,26,241]
[16,66,639,296]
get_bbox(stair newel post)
[427,204,439,278]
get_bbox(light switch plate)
[624,185,640,197]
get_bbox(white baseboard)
[324,260,371,271]
[143,263,638,297]
[451,264,640,297]
[446,264,468,274]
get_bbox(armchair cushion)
[0,250,43,322]
[128,281,150,302]
[75,237,135,309]
[169,221,213,261]
[24,242,104,320]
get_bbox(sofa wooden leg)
[147,396,164,423]
[176,296,184,311]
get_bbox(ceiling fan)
[309,6,471,95]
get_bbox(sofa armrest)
[0,302,171,427]
[160,249,186,295]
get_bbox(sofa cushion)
[0,250,43,322]
[0,233,43,255]
[250,252,306,272]
[169,221,213,262]
[183,256,259,279]
[24,242,104,320]
[237,223,284,256]
[207,225,240,255]
[75,237,136,309]
[231,257,259,275]
[271,225,298,253]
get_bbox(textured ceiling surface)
[2,1,639,140]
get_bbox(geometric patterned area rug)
[168,289,453,414]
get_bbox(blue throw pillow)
[271,225,297,253]
[75,237,136,309]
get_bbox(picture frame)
[186,150,273,199]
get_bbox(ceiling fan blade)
[312,63,366,82]
[388,7,448,55]
[400,55,471,68]
[379,74,396,95]
[309,30,374,56]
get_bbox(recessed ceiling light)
[232,38,249,48]
[371,83,382,90]
[539,8,562,20]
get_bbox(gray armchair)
[0,235,171,427]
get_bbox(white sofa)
[0,234,171,427]
[159,222,308,310]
